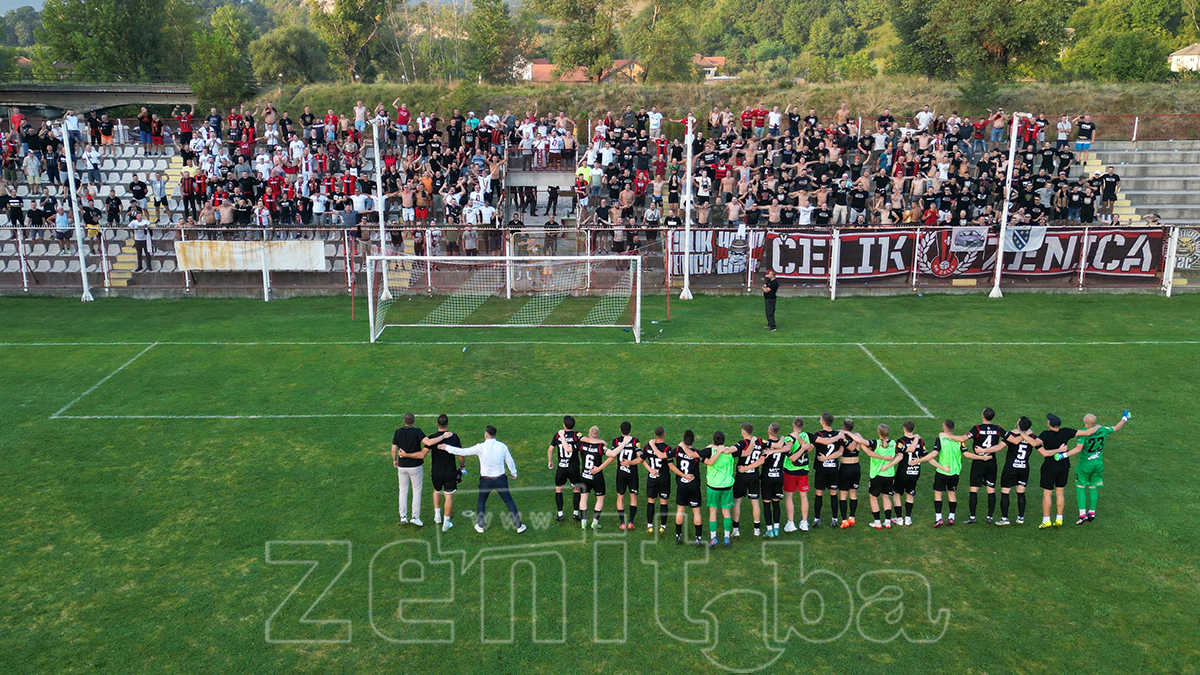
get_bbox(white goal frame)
[367,254,642,343]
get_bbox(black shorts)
[676,480,701,507]
[814,466,839,492]
[733,471,760,499]
[431,470,458,494]
[555,464,581,487]
[895,472,920,496]
[969,460,997,489]
[1001,467,1029,489]
[1040,461,1069,490]
[615,470,639,495]
[581,471,606,496]
[838,463,861,491]
[868,475,895,497]
[646,475,671,500]
[932,472,960,493]
[760,476,784,500]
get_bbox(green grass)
[1,293,1199,674]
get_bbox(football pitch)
[2,293,1198,674]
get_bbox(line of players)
[547,408,1128,546]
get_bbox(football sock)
[969,492,978,516]
[762,507,772,530]
[987,492,996,517]
[723,517,732,533]
[660,503,668,527]
[949,501,956,517]
[814,496,823,519]
[1076,486,1087,515]
[618,509,625,525]
[733,519,740,531]
[556,492,564,512]
[1017,492,1027,517]
[675,522,683,536]
[772,502,781,525]
[872,509,880,522]
[1087,488,1098,513]
[629,505,637,524]
[883,508,891,521]
[1001,492,1010,518]
[849,498,858,518]
[934,499,943,519]
[830,494,839,519]
[710,520,718,537]
[573,491,581,512]
[839,498,848,520]
[905,501,914,517]
[754,519,762,532]
[694,523,702,539]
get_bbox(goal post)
[367,254,642,343]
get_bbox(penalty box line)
[856,343,934,419]
[49,343,159,419]
[6,339,1200,347]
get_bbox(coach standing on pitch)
[391,413,426,527]
[762,269,779,332]
[442,426,528,534]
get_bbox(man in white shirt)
[442,425,528,533]
[648,106,664,139]
[914,105,936,132]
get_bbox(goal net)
[367,255,642,343]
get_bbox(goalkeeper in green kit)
[1064,410,1130,525]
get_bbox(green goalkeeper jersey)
[707,449,736,489]
[1076,426,1114,465]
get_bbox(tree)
[466,0,534,83]
[528,0,628,81]
[250,25,334,84]
[622,0,702,82]
[190,27,248,108]
[308,0,394,81]
[2,6,42,48]
[161,0,202,79]
[211,4,258,54]
[39,0,167,75]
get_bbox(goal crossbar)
[367,254,642,344]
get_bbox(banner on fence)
[175,240,328,271]
[758,227,1165,280]
[668,229,765,276]
[1177,228,1199,270]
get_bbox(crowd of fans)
[0,98,1149,264]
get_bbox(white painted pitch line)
[51,412,927,421]
[49,343,159,419]
[857,343,935,419]
[4,339,1200,347]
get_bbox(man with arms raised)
[1065,411,1129,524]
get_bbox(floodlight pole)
[990,112,1031,299]
[62,128,94,302]
[680,113,695,300]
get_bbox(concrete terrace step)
[1094,140,1200,151]
[1117,190,1200,206]
[1091,150,1200,165]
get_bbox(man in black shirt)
[390,413,427,526]
[1098,166,1121,222]
[761,269,779,331]
[954,407,1005,524]
[422,414,464,531]
[1035,413,1080,528]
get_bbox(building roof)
[526,59,641,83]
[692,55,727,68]
[1171,43,1200,57]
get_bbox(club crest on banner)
[918,230,978,277]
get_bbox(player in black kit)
[669,430,706,545]
[548,415,583,522]
[997,416,1037,525]
[732,423,766,537]
[609,421,642,530]
[893,420,930,526]
[643,426,673,533]
[812,412,844,528]
[952,408,1006,524]
[578,426,614,530]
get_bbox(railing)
[1,224,1187,297]
[1085,114,1200,142]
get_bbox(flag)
[1003,226,1047,252]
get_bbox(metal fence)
[1,224,1188,298]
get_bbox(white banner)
[175,240,328,271]
[1003,226,1047,253]
[950,226,989,252]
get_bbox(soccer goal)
[367,255,642,343]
